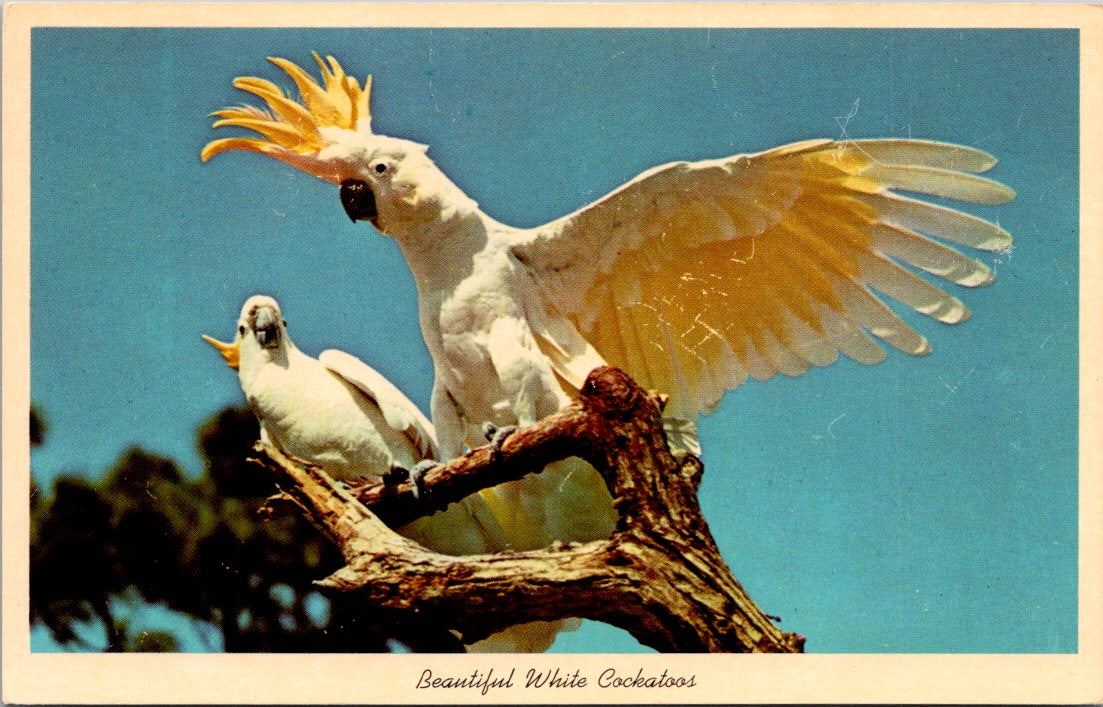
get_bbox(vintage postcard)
[3,2,1100,703]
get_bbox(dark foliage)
[29,404,463,653]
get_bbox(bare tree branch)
[252,365,805,653]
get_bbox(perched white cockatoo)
[205,295,572,651]
[203,294,510,556]
[202,55,1014,639]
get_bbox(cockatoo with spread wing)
[202,55,1014,625]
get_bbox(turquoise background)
[30,28,1078,653]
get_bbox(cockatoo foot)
[408,459,440,505]
[383,463,410,486]
[482,423,519,464]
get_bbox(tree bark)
[253,365,805,653]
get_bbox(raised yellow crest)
[201,53,372,162]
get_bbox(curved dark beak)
[252,306,281,349]
[340,179,377,223]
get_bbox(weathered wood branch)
[251,365,805,653]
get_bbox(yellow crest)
[202,53,372,162]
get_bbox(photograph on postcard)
[19,22,1079,664]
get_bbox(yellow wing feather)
[517,138,1013,418]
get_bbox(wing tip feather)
[976,228,1014,252]
[958,264,996,288]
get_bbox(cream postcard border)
[3,3,1100,704]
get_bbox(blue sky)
[29,27,1078,653]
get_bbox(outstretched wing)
[511,138,1013,419]
[319,349,438,459]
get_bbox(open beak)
[202,335,240,370]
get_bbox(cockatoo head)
[202,54,474,238]
[203,295,290,371]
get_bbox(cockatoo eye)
[373,162,388,174]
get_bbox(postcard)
[3,2,1100,703]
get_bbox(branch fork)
[252,365,804,653]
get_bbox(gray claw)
[383,464,410,486]
[482,423,518,463]
[408,459,439,503]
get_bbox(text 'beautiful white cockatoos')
[202,53,1014,611]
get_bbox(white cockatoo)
[203,294,509,557]
[202,55,1014,620]
[205,295,571,651]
